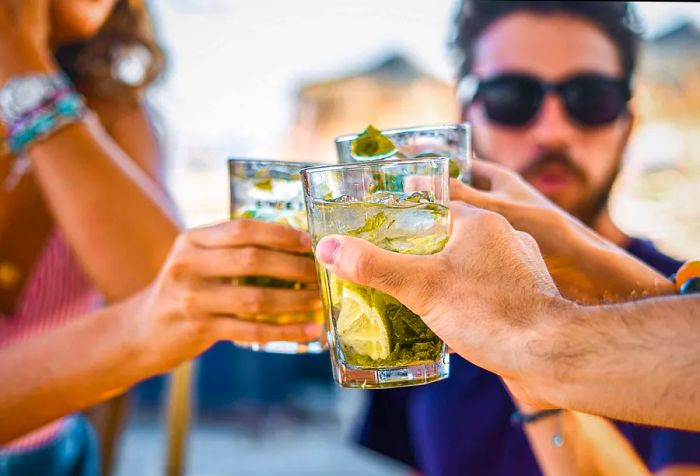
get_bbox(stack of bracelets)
[0,73,86,155]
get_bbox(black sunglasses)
[459,73,631,127]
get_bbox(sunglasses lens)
[563,76,629,125]
[480,76,542,126]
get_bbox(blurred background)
[117,1,700,475]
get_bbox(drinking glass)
[301,157,450,388]
[335,123,472,183]
[228,158,324,354]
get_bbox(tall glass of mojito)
[228,158,324,354]
[335,123,472,183]
[301,157,450,388]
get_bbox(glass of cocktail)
[228,158,324,354]
[335,123,472,183]
[301,157,450,388]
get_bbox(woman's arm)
[0,4,179,302]
[0,221,323,443]
[28,105,180,301]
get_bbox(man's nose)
[530,93,578,149]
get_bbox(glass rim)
[227,158,322,169]
[334,122,471,145]
[300,156,449,178]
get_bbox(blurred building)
[638,21,700,123]
[284,54,459,163]
[612,20,700,259]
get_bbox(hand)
[452,159,601,257]
[451,160,673,302]
[0,0,54,84]
[133,220,323,371]
[314,201,566,407]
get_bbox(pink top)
[0,231,101,451]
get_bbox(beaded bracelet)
[6,90,86,155]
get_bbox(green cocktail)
[302,158,450,388]
[228,158,324,354]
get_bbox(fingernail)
[299,232,312,249]
[316,237,340,265]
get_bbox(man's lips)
[526,167,577,195]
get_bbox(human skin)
[456,10,698,475]
[450,162,685,476]
[450,161,675,304]
[0,0,324,442]
[463,11,633,224]
[0,0,178,301]
[0,0,320,333]
[313,202,700,431]
[0,220,323,443]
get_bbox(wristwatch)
[0,73,70,126]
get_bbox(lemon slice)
[335,283,391,361]
[329,274,344,304]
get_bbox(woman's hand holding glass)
[134,219,322,371]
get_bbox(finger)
[180,246,319,284]
[469,158,516,191]
[446,201,515,252]
[187,220,312,254]
[449,179,504,214]
[211,318,323,345]
[315,234,440,316]
[197,284,322,317]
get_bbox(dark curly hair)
[54,0,165,100]
[452,1,643,81]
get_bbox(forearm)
[533,294,700,430]
[3,51,180,301]
[0,293,164,443]
[517,406,584,476]
[517,221,676,472]
[29,117,180,301]
[518,402,649,475]
[548,214,674,304]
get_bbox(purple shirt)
[358,238,700,475]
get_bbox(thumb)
[315,235,440,316]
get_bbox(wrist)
[520,295,582,409]
[0,43,55,86]
[129,285,214,375]
[511,408,563,426]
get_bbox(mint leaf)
[351,125,398,158]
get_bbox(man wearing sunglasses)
[358,2,700,475]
